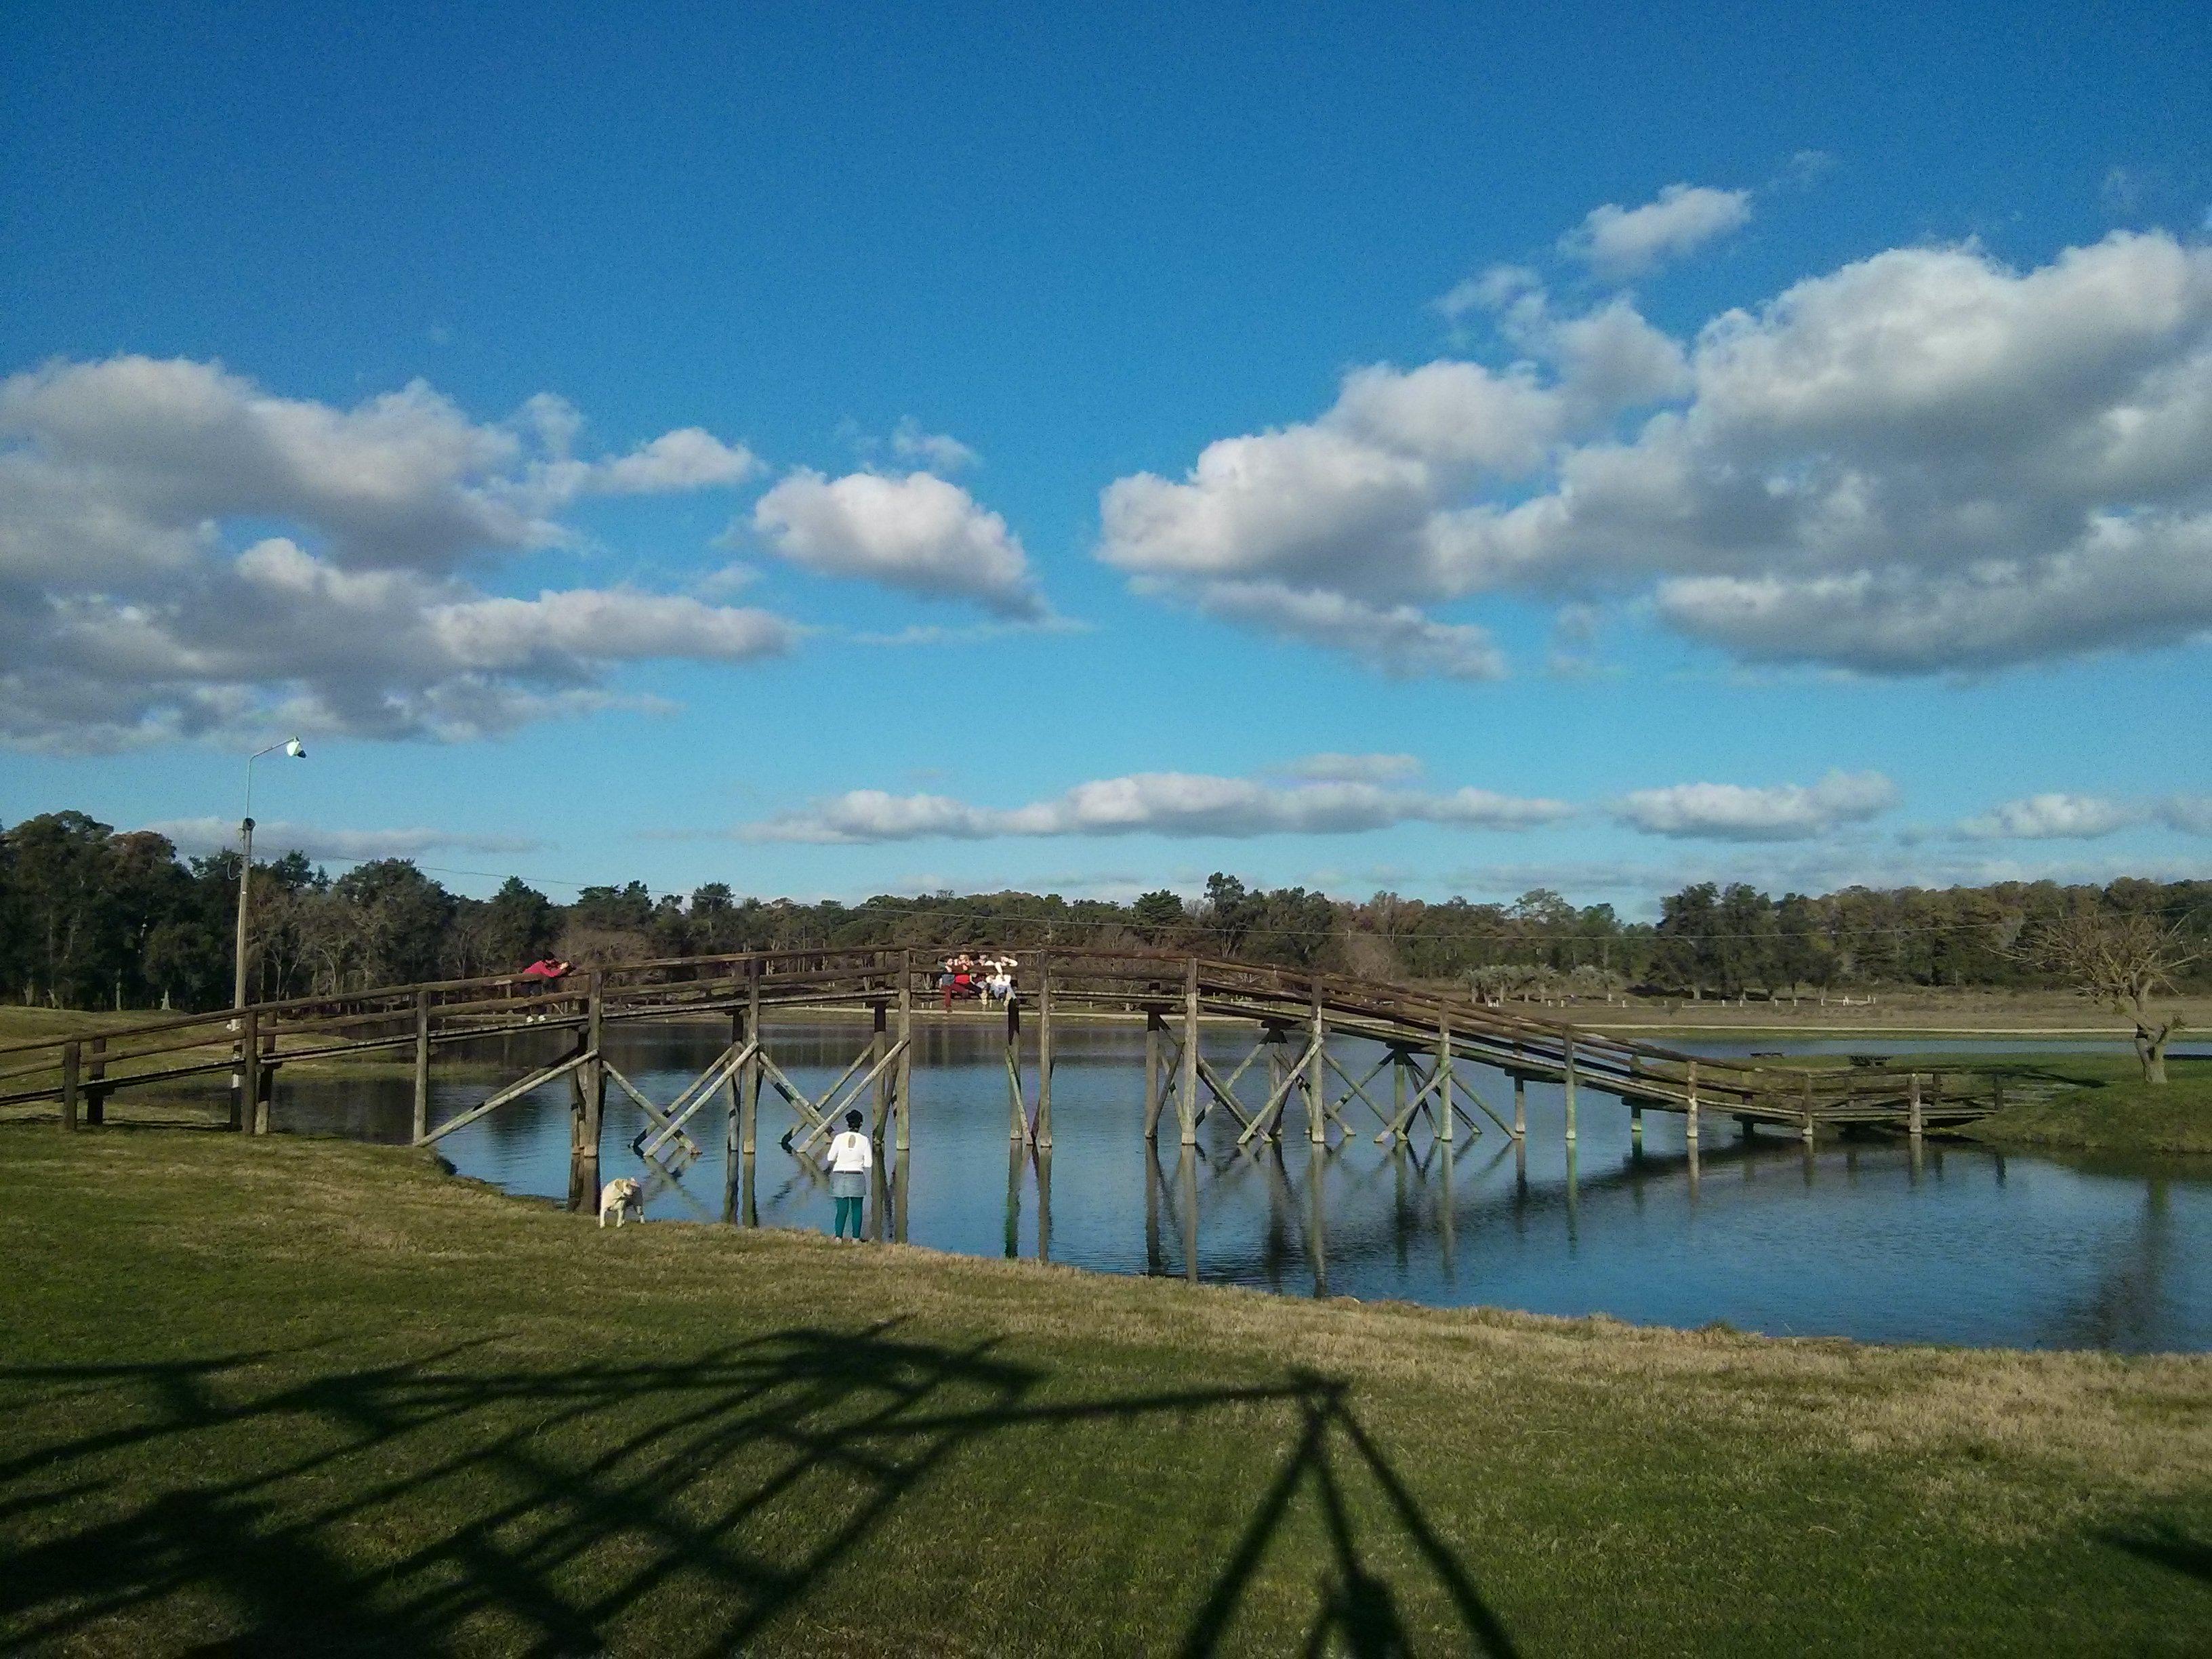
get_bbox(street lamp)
[234,737,307,1011]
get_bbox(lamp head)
[284,737,306,759]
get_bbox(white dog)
[598,1176,644,1229]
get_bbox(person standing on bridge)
[823,1109,874,1242]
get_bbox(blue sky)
[2,1,2207,914]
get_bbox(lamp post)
[233,737,306,1012]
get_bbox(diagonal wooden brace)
[1193,1054,1256,1133]
[1237,1040,1319,1148]
[757,1048,838,1137]
[419,1044,591,1146]
[641,1040,758,1159]
[1374,1057,1448,1143]
[1325,1048,1397,1128]
[608,1062,703,1161]
[1453,1073,1515,1139]
[791,1038,910,1156]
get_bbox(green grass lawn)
[1923,1054,2212,1155]
[3,1128,2209,1655]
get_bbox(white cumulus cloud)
[0,357,788,750]
[752,468,1044,619]
[1959,792,2212,839]
[1612,771,1899,841]
[742,769,1573,843]
[1101,228,2212,679]
[1561,183,1753,279]
[888,417,980,473]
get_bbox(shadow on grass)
[0,1331,1514,1656]
[2102,1520,2212,1587]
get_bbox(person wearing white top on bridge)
[823,1109,873,1242]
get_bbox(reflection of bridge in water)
[1117,1125,1957,1294]
[4,947,2007,1221]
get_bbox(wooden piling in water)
[872,998,889,1139]
[1513,1073,1525,1139]
[1180,958,1200,1147]
[568,972,605,1212]
[1685,1059,1700,1144]
[1306,981,1326,1145]
[740,959,761,1156]
[1562,1032,1577,1145]
[1143,1007,1164,1140]
[724,1006,745,1172]
[896,950,913,1153]
[1907,1071,1923,1141]
[1436,1011,1454,1145]
[1036,953,1054,1149]
[1006,992,1026,1143]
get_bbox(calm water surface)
[270,1019,2211,1353]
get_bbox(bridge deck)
[1,947,2003,1141]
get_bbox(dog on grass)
[598,1176,644,1229]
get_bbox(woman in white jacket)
[823,1109,874,1242]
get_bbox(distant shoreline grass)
[2,1126,2208,1654]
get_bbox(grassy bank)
[1942,1054,2212,1155]
[3,1130,2209,1654]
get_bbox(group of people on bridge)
[938,951,1017,1011]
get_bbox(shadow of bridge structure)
[1,1327,1517,1656]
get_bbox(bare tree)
[2026,907,2198,1084]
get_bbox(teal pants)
[834,1195,864,1238]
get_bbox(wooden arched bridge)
[1,947,2006,1209]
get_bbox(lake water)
[271,1018,2212,1353]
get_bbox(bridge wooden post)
[1179,957,1200,1147]
[1143,1007,1164,1140]
[1036,954,1053,1150]
[1907,1071,1923,1141]
[1006,992,1027,1144]
[1435,1011,1454,1145]
[254,1023,276,1136]
[84,1036,106,1126]
[1562,1033,1577,1145]
[872,997,889,1139]
[1800,1073,1816,1145]
[1305,981,1326,1145]
[568,973,604,1212]
[1267,1029,1287,1141]
[722,1000,743,1155]
[1685,1059,1700,1145]
[411,989,432,1143]
[241,1009,262,1136]
[723,1000,745,1181]
[59,1040,79,1132]
[1513,1073,1525,1139]
[226,1019,244,1132]
[896,950,913,1153]
[1178,1143,1200,1282]
[739,959,761,1155]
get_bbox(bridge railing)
[3,945,2011,1128]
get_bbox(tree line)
[2,808,2205,1012]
